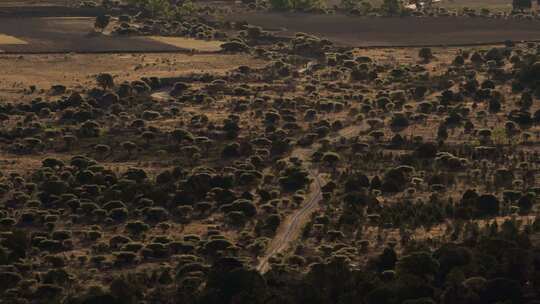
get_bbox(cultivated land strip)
[3,13,540,54]
[225,13,540,47]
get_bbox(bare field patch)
[226,13,540,47]
[0,33,27,45]
[148,36,223,52]
[0,0,67,6]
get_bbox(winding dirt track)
[257,168,324,273]
[256,126,361,273]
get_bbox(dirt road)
[256,124,362,273]
[257,168,324,273]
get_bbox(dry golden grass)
[0,153,48,175]
[0,53,264,100]
[0,34,27,45]
[148,36,224,52]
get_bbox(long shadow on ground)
[0,17,184,53]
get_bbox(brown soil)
[0,0,72,7]
[0,17,185,53]
[225,13,540,46]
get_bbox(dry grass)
[0,52,264,100]
[148,36,224,52]
[0,34,27,45]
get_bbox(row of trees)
[268,0,403,15]
[512,0,540,12]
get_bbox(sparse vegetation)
[0,0,539,303]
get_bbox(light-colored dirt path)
[256,123,363,273]
[257,169,324,273]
